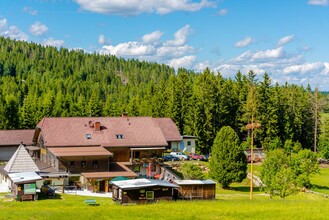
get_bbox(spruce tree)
[210,126,247,188]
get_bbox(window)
[81,161,86,168]
[70,161,74,167]
[93,160,99,168]
[86,134,91,139]
[134,151,140,158]
[116,134,124,139]
[146,191,154,200]
[187,141,191,146]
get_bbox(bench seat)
[84,199,100,206]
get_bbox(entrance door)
[99,180,105,192]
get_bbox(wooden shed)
[173,179,216,200]
[8,172,43,201]
[111,178,178,205]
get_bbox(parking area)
[0,182,10,193]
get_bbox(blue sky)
[1,0,329,90]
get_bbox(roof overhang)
[173,179,216,185]
[130,147,166,151]
[111,178,179,190]
[48,147,113,157]
[8,172,42,184]
[37,172,69,178]
[25,146,40,151]
[82,171,137,179]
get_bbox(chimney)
[94,121,101,131]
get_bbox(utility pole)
[250,113,254,200]
[245,85,260,200]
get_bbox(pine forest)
[0,37,328,154]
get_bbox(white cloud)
[165,25,191,47]
[194,61,211,71]
[277,35,295,46]
[0,19,28,41]
[98,34,110,45]
[323,63,329,75]
[207,45,329,90]
[252,47,285,59]
[283,62,324,74]
[169,56,196,69]
[0,19,7,29]
[74,0,215,16]
[23,6,38,15]
[43,38,64,47]
[3,26,29,41]
[235,47,285,62]
[29,22,48,36]
[157,45,195,58]
[102,42,156,56]
[98,25,197,70]
[218,9,228,16]
[308,0,328,6]
[235,36,253,48]
[142,30,163,44]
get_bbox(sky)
[0,0,329,91]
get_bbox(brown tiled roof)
[48,147,113,157]
[0,130,34,146]
[34,160,57,172]
[82,162,137,178]
[38,117,180,147]
[154,118,182,142]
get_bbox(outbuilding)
[8,172,43,201]
[173,179,216,200]
[111,178,178,205]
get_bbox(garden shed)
[173,179,216,200]
[8,172,42,201]
[111,178,178,205]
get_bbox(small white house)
[179,135,197,153]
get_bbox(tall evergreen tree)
[210,126,247,188]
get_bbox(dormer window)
[116,134,124,139]
[86,134,91,139]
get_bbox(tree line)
[0,36,328,155]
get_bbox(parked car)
[189,153,206,161]
[163,154,180,161]
[170,152,189,160]
[204,153,212,161]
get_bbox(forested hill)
[0,37,324,153]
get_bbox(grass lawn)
[310,166,329,195]
[1,165,328,219]
[1,191,328,220]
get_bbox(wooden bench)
[84,199,100,206]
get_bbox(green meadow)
[1,167,329,220]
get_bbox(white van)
[170,152,189,160]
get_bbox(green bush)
[181,163,204,180]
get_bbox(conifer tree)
[210,126,247,188]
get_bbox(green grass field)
[1,165,328,220]
[1,190,328,220]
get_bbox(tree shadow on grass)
[310,184,329,193]
[37,192,62,200]
[227,186,261,193]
